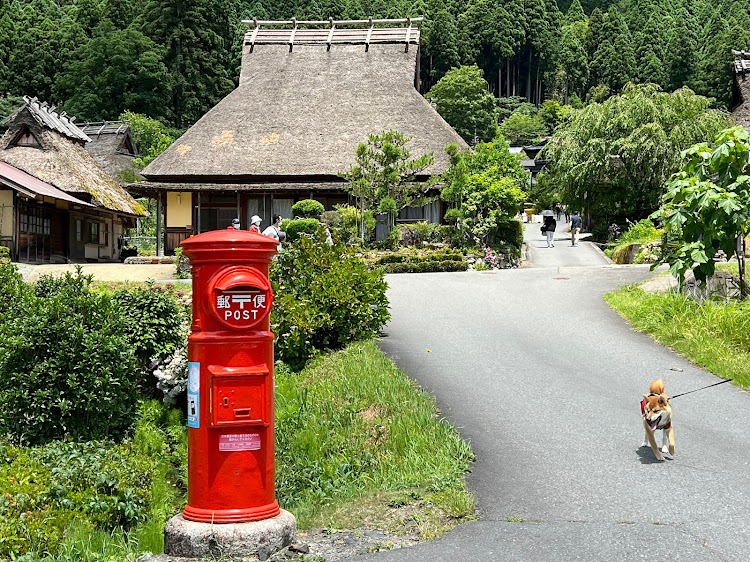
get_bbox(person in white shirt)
[262,214,284,251]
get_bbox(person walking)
[554,203,562,221]
[249,215,262,233]
[543,214,556,247]
[570,211,582,246]
[262,214,285,251]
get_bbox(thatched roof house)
[80,121,143,184]
[134,18,466,252]
[732,50,750,128]
[0,97,146,262]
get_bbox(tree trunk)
[535,64,540,106]
[498,66,502,99]
[526,49,532,101]
[505,57,512,97]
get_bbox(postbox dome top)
[180,229,279,264]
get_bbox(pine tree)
[564,0,585,25]
[422,0,460,89]
[665,15,696,92]
[0,3,17,95]
[138,0,235,128]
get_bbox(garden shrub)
[372,250,465,265]
[0,245,9,264]
[0,268,140,445]
[491,219,523,249]
[110,282,187,398]
[270,237,390,369]
[0,401,187,559]
[282,218,322,242]
[380,260,468,274]
[292,199,325,219]
[334,204,375,244]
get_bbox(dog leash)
[670,379,733,399]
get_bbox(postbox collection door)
[209,364,269,427]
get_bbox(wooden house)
[732,50,750,128]
[132,18,467,254]
[0,97,147,263]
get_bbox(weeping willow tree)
[544,83,732,226]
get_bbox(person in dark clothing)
[543,215,556,247]
[570,211,582,246]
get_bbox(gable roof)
[142,19,466,182]
[17,96,91,143]
[80,121,143,183]
[0,101,146,216]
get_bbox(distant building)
[732,50,750,128]
[80,121,143,184]
[0,97,147,263]
[132,18,467,254]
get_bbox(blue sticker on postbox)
[187,362,200,428]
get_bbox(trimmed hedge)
[491,219,524,249]
[374,251,465,265]
[282,218,322,242]
[292,199,325,219]
[380,260,469,274]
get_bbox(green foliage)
[426,65,498,144]
[617,219,661,246]
[0,401,187,559]
[606,287,750,389]
[546,83,733,223]
[499,112,548,146]
[270,238,390,369]
[398,221,442,247]
[282,218,323,242]
[332,204,375,245]
[650,127,750,288]
[110,282,187,397]
[274,341,475,524]
[292,199,325,219]
[0,245,10,264]
[344,130,435,236]
[121,111,175,169]
[492,219,524,249]
[0,266,139,445]
[537,100,568,133]
[441,139,528,247]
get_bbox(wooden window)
[10,126,41,148]
[89,222,99,244]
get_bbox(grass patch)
[605,286,750,390]
[275,339,475,534]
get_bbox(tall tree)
[422,0,461,90]
[138,0,235,128]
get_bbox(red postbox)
[180,229,279,523]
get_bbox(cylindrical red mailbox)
[180,229,279,523]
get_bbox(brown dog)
[641,379,674,461]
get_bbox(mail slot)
[180,229,279,524]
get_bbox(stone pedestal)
[163,510,296,559]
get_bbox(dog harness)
[640,395,671,430]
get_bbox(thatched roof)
[16,96,91,143]
[0,103,147,216]
[143,21,466,183]
[80,121,143,183]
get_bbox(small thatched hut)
[0,97,146,263]
[133,18,467,253]
[80,121,142,184]
[732,50,750,128]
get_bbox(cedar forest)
[0,0,749,131]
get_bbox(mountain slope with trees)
[1,0,748,130]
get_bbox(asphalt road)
[357,223,750,561]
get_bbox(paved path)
[359,224,750,561]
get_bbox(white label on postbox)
[219,433,261,452]
[215,288,267,324]
[187,362,200,428]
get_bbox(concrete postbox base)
[163,510,296,559]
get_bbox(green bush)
[0,401,187,559]
[373,250,465,265]
[270,237,390,369]
[0,245,9,264]
[282,218,322,242]
[491,219,523,249]
[292,199,325,219]
[110,282,187,398]
[334,204,375,245]
[0,268,140,445]
[380,260,468,274]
